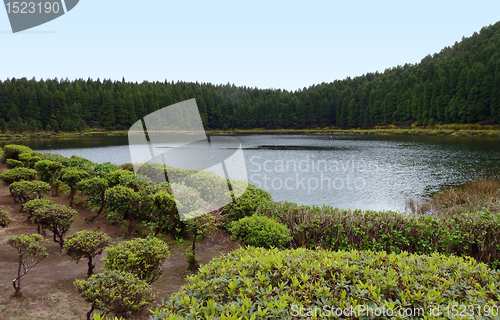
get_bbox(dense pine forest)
[1,21,500,132]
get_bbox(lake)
[3,134,500,211]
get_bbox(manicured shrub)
[257,201,500,266]
[148,190,179,235]
[0,167,37,185]
[8,234,48,296]
[230,215,292,249]
[103,237,170,284]
[106,169,133,187]
[30,203,78,250]
[19,152,42,168]
[91,162,120,179]
[58,167,90,207]
[6,159,24,169]
[78,177,109,222]
[221,183,272,225]
[23,198,53,219]
[9,180,50,204]
[3,144,33,161]
[34,159,64,186]
[74,270,154,320]
[181,170,230,207]
[151,247,500,319]
[64,229,111,276]
[136,162,165,183]
[0,208,11,227]
[105,185,140,221]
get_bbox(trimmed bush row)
[152,247,500,319]
[257,201,500,267]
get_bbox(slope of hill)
[0,21,499,131]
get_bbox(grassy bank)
[3,123,500,140]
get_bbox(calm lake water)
[4,134,500,211]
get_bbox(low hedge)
[6,159,24,169]
[257,202,500,267]
[152,247,500,319]
[2,144,34,161]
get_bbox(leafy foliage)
[104,185,140,221]
[0,208,11,227]
[148,190,178,235]
[103,237,170,284]
[64,229,111,276]
[23,198,53,219]
[19,152,42,168]
[222,183,272,226]
[8,234,48,296]
[6,159,24,169]
[30,203,78,250]
[3,145,34,161]
[74,270,154,320]
[34,159,64,185]
[78,177,109,222]
[58,167,90,207]
[152,247,500,319]
[10,180,50,204]
[106,169,133,187]
[258,201,500,266]
[0,167,37,185]
[230,215,292,249]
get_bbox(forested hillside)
[1,21,500,132]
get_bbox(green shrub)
[23,198,53,219]
[64,229,111,276]
[58,167,89,207]
[6,159,24,169]
[0,209,11,227]
[230,215,291,249]
[106,169,133,187]
[103,237,170,284]
[257,201,500,266]
[10,180,50,204]
[0,167,37,185]
[91,162,120,179]
[222,183,272,225]
[147,190,179,235]
[30,203,78,250]
[105,185,140,222]
[3,144,33,161]
[34,159,64,186]
[152,247,500,319]
[75,270,154,320]
[78,177,109,221]
[19,152,42,168]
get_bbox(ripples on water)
[4,134,500,212]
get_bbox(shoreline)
[2,127,500,140]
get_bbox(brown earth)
[0,162,240,319]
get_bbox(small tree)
[185,213,217,270]
[105,185,140,221]
[64,229,111,276]
[8,234,48,296]
[30,203,78,250]
[106,169,133,187]
[0,208,11,227]
[103,237,170,284]
[74,270,154,320]
[10,180,50,204]
[58,167,89,207]
[148,190,179,235]
[78,177,109,222]
[34,160,64,187]
[19,152,42,169]
[0,167,37,185]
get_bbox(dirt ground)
[0,162,240,319]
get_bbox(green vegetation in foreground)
[2,143,500,319]
[151,247,500,319]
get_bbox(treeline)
[1,21,500,132]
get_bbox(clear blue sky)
[1,0,500,91]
